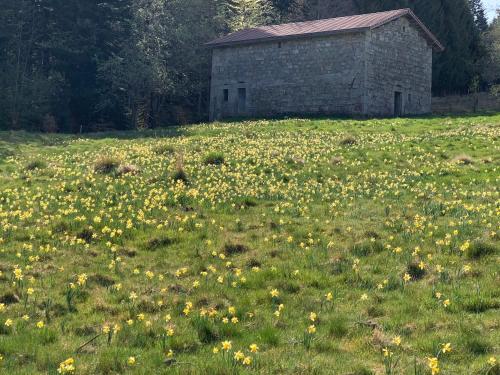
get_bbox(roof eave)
[406,9,444,52]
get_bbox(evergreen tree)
[225,0,277,31]
[271,0,305,22]
[469,0,489,32]
[484,10,500,89]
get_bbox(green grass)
[0,114,499,374]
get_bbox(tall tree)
[469,0,489,32]
[225,0,277,31]
[484,10,500,90]
[98,0,172,130]
[0,1,57,130]
[0,0,130,132]
[271,0,306,22]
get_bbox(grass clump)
[224,243,249,256]
[340,135,357,146]
[94,157,120,174]
[154,144,175,155]
[406,262,427,280]
[452,154,474,165]
[328,316,349,338]
[467,240,497,259]
[330,156,343,165]
[145,236,176,251]
[172,152,189,183]
[117,164,139,175]
[203,152,225,165]
[461,336,492,355]
[25,159,47,171]
[191,316,219,343]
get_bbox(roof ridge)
[233,8,410,33]
[206,8,443,52]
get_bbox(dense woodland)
[0,0,499,132]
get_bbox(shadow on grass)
[1,111,498,150]
[0,126,188,150]
[215,110,500,125]
[0,127,189,164]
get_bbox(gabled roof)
[206,8,444,51]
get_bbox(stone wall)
[432,93,500,114]
[209,33,366,120]
[365,17,433,116]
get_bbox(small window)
[223,89,229,102]
[403,26,406,32]
[278,42,282,48]
[408,93,411,103]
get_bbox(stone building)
[206,9,443,120]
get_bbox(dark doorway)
[238,88,246,113]
[394,91,402,117]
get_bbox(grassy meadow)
[0,114,499,375]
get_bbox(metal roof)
[206,9,444,51]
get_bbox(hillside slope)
[0,115,499,374]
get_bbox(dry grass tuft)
[117,164,139,175]
[172,152,189,183]
[25,159,47,171]
[94,157,120,174]
[452,154,474,165]
[330,156,343,165]
[339,135,357,146]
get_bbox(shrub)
[25,159,47,171]
[203,152,225,165]
[94,157,120,174]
